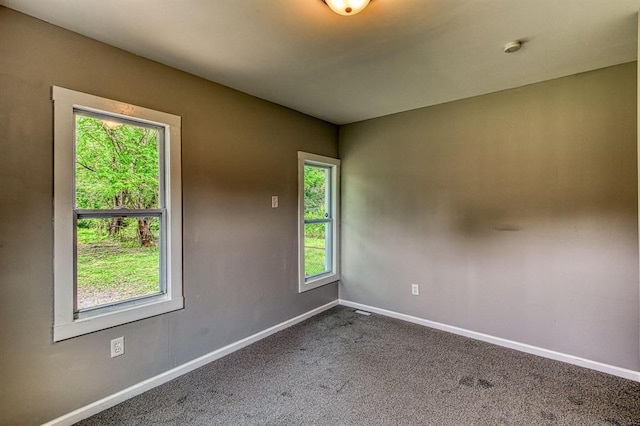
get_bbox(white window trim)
[298,151,340,292]
[52,86,183,341]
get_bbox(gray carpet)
[77,306,640,425]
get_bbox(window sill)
[53,296,184,342]
[299,273,340,293]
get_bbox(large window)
[52,87,183,341]
[298,152,340,292]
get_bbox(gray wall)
[340,63,640,371]
[0,8,338,425]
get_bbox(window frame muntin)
[53,86,183,342]
[297,151,340,293]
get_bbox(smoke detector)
[504,40,522,53]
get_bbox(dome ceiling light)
[323,0,371,16]
[504,40,523,53]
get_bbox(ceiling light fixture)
[323,0,371,16]
[504,40,522,53]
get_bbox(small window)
[53,87,183,341]
[298,152,340,292]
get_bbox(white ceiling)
[2,0,640,124]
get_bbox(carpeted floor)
[77,306,640,425]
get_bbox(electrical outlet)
[271,195,279,208]
[411,284,420,296]
[111,336,125,358]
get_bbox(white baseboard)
[41,297,640,425]
[43,300,339,426]
[339,299,640,382]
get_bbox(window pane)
[75,114,161,210]
[304,222,331,277]
[76,217,161,311]
[304,165,330,220]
